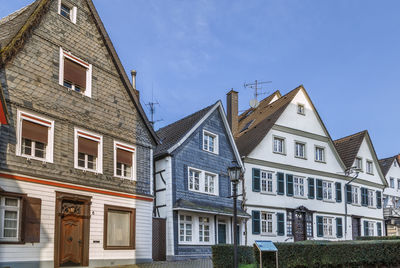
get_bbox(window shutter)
[363,221,368,236]
[346,184,352,204]
[64,58,87,89]
[316,179,323,200]
[252,169,260,192]
[277,213,285,236]
[286,174,293,197]
[361,188,367,206]
[376,191,382,209]
[308,178,315,199]
[23,197,41,243]
[377,222,382,236]
[252,211,260,234]
[78,136,98,156]
[316,216,323,237]
[335,182,342,202]
[117,148,132,165]
[336,218,343,238]
[277,172,285,195]
[22,120,48,144]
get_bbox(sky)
[1,0,400,158]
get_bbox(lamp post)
[228,163,242,268]
[344,167,359,239]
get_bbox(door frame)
[352,216,361,240]
[54,192,91,268]
[217,221,227,244]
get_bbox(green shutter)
[335,182,342,202]
[336,218,343,238]
[252,211,260,234]
[316,179,323,200]
[277,172,285,195]
[252,169,260,192]
[376,191,382,209]
[363,220,368,236]
[277,213,285,236]
[346,184,352,204]
[377,222,382,236]
[308,178,315,199]
[286,174,293,197]
[316,216,323,237]
[361,188,367,206]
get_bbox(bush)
[255,240,400,268]
[212,244,255,268]
[356,235,400,241]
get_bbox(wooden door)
[60,214,83,266]
[294,212,306,242]
[352,217,360,240]
[152,218,166,261]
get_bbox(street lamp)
[228,162,242,268]
[344,167,360,239]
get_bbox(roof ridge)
[334,130,367,143]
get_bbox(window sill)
[368,206,376,209]
[273,151,286,156]
[315,160,326,164]
[297,112,305,116]
[202,149,218,155]
[366,172,374,175]
[18,154,52,163]
[261,233,276,237]
[60,84,90,98]
[322,199,335,203]
[294,156,307,160]
[351,203,361,207]
[260,192,276,196]
[75,166,101,174]
[188,189,218,196]
[114,175,136,181]
[294,195,307,200]
[58,13,75,24]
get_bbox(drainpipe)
[344,168,359,239]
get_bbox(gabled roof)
[238,90,281,124]
[0,0,159,143]
[334,130,367,168]
[155,101,243,168]
[235,86,302,156]
[379,155,398,177]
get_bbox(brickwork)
[0,0,155,196]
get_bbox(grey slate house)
[0,0,158,267]
[153,101,248,260]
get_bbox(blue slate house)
[153,101,248,260]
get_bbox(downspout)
[344,169,359,239]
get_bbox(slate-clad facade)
[0,0,157,267]
[154,101,248,260]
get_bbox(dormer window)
[58,1,77,24]
[203,130,218,154]
[59,48,92,97]
[297,104,305,115]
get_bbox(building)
[0,0,158,267]
[0,87,8,125]
[379,155,400,235]
[153,101,248,260]
[226,85,386,244]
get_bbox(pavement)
[115,258,213,268]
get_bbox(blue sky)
[1,1,400,158]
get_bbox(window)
[352,186,360,205]
[315,146,325,162]
[104,205,135,249]
[17,111,54,162]
[323,217,333,237]
[59,48,92,97]
[323,181,333,201]
[390,178,395,188]
[367,221,374,236]
[295,142,306,159]
[287,211,293,236]
[293,176,305,197]
[74,128,102,173]
[198,217,210,242]
[188,167,218,195]
[366,160,373,174]
[398,179,400,190]
[261,171,273,194]
[354,157,362,171]
[58,1,77,23]
[297,104,305,115]
[367,190,374,207]
[203,130,218,154]
[261,212,273,235]
[273,137,285,154]
[306,213,313,237]
[114,142,135,180]
[179,215,193,243]
[0,196,20,241]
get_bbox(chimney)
[397,154,400,165]
[227,89,238,135]
[130,69,140,100]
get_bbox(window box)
[74,128,102,173]
[104,205,135,250]
[58,0,77,23]
[203,130,218,154]
[114,141,136,180]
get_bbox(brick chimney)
[397,154,400,165]
[226,89,238,135]
[131,69,139,100]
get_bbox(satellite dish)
[249,99,259,108]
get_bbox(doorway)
[352,217,361,240]
[293,211,306,242]
[218,220,227,244]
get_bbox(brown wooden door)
[352,217,361,240]
[152,218,166,261]
[294,212,306,242]
[60,214,83,266]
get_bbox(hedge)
[356,235,400,241]
[212,244,255,268]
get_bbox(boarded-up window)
[64,58,86,89]
[104,205,135,250]
[22,120,48,144]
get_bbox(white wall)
[355,138,384,185]
[383,159,400,203]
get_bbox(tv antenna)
[145,84,163,126]
[244,80,272,108]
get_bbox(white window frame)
[315,146,325,163]
[178,212,214,245]
[293,176,305,197]
[59,48,92,97]
[297,103,305,115]
[322,181,333,201]
[366,160,374,175]
[198,216,211,243]
[354,157,363,171]
[261,212,274,235]
[367,189,374,207]
[74,128,102,173]
[113,141,136,180]
[273,136,285,154]
[187,167,219,196]
[261,170,274,194]
[202,130,219,154]
[204,173,217,194]
[351,186,360,205]
[57,0,77,24]
[295,141,306,159]
[390,177,395,188]
[16,110,54,163]
[178,214,193,244]
[323,217,334,237]
[0,196,21,242]
[367,221,374,236]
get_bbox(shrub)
[212,244,255,268]
[356,235,400,241]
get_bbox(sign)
[255,240,278,252]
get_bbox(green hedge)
[212,244,255,268]
[356,235,400,241]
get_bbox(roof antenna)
[244,80,272,108]
[145,83,163,126]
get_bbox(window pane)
[107,210,131,247]
[78,152,85,167]
[22,138,32,155]
[34,141,46,158]
[5,198,18,207]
